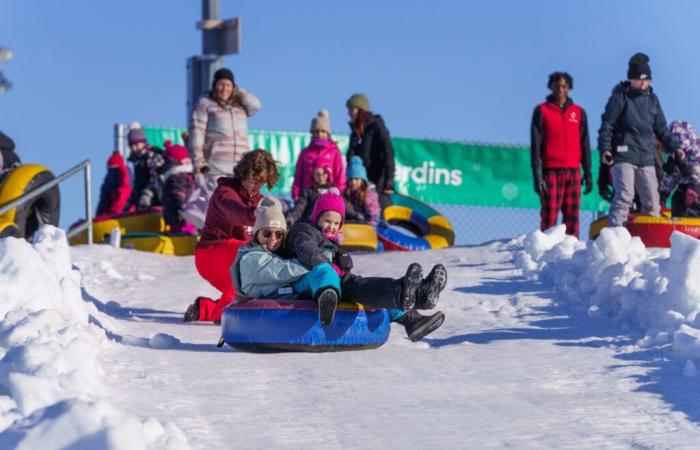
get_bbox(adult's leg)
[635,165,661,217]
[341,274,402,309]
[560,170,581,237]
[540,170,563,232]
[608,162,636,227]
[193,238,245,321]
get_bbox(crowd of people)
[90,52,700,342]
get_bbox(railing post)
[114,123,127,158]
[84,161,93,244]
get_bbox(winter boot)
[397,310,445,342]
[316,288,339,327]
[400,263,423,310]
[183,297,201,322]
[416,264,447,310]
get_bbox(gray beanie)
[310,109,331,134]
[253,197,287,234]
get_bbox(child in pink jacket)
[291,110,346,200]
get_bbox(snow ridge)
[0,226,189,449]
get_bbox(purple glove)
[685,187,699,206]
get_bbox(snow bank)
[0,226,189,449]
[513,225,700,373]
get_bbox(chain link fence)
[433,204,599,246]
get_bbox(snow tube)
[68,209,166,245]
[121,232,198,256]
[221,299,390,352]
[0,217,19,238]
[341,223,379,252]
[377,193,454,251]
[0,164,60,239]
[589,214,700,248]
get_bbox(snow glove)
[583,172,593,195]
[686,186,700,206]
[138,188,154,209]
[533,168,547,195]
[334,252,353,272]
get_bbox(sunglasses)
[261,230,285,239]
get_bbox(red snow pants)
[193,238,245,322]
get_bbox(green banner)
[143,126,607,211]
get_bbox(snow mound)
[514,225,700,368]
[0,226,189,449]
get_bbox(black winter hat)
[212,68,235,87]
[627,53,652,80]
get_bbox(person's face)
[629,78,651,90]
[313,168,329,186]
[311,130,330,140]
[214,79,234,102]
[130,142,146,153]
[256,228,285,251]
[242,171,268,196]
[549,78,570,100]
[317,211,342,236]
[349,178,363,190]
[347,107,359,121]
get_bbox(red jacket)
[531,97,591,172]
[96,153,131,216]
[197,177,263,248]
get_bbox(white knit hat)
[253,197,287,234]
[310,109,331,134]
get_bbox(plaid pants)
[540,169,581,237]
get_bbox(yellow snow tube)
[120,233,199,256]
[341,223,378,252]
[0,164,60,239]
[68,209,166,245]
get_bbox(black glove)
[583,173,593,195]
[335,252,353,271]
[533,173,547,196]
[598,183,614,202]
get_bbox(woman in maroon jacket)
[184,149,280,323]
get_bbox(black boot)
[416,264,447,309]
[183,297,201,322]
[316,288,339,326]
[396,310,445,342]
[400,263,423,310]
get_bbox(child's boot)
[396,310,445,342]
[400,263,423,310]
[316,288,338,326]
[416,264,447,309]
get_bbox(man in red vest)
[530,72,592,237]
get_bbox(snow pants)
[292,263,341,298]
[608,162,660,227]
[540,169,581,237]
[341,273,407,316]
[194,238,245,322]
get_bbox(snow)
[3,224,700,448]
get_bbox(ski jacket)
[126,146,165,210]
[660,120,700,198]
[531,96,591,173]
[344,185,381,226]
[347,114,395,193]
[231,242,309,299]
[188,87,261,175]
[284,221,338,270]
[198,177,262,248]
[96,165,131,216]
[285,185,333,226]
[598,82,678,167]
[291,139,346,200]
[161,160,195,227]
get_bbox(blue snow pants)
[292,263,340,299]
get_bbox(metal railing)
[0,160,93,244]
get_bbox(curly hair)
[233,149,280,189]
[547,72,573,90]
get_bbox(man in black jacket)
[598,53,683,227]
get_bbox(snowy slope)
[2,225,700,448]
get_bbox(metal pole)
[114,123,126,157]
[84,161,93,244]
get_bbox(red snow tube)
[589,214,700,248]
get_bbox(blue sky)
[3,0,700,226]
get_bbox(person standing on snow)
[291,110,346,201]
[346,93,395,196]
[598,52,683,227]
[530,72,592,237]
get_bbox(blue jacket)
[231,242,308,299]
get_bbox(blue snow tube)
[221,299,390,352]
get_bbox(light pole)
[186,0,241,123]
[0,46,13,93]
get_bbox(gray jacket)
[231,242,308,299]
[598,82,677,167]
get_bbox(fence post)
[84,161,93,244]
